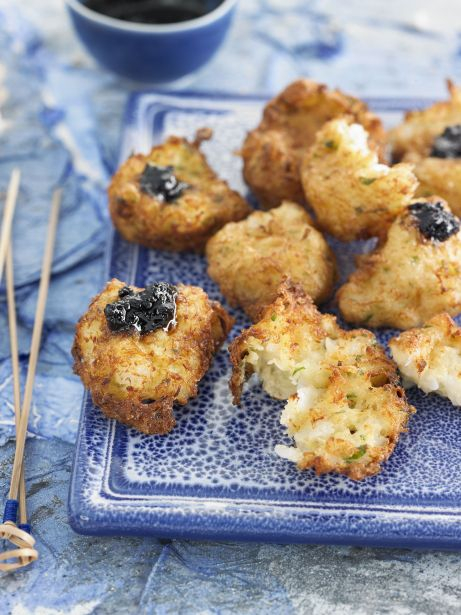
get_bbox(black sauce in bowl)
[84,0,220,24]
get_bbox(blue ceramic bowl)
[65,0,238,83]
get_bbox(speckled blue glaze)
[69,92,461,549]
[65,0,238,83]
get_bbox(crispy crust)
[72,279,233,434]
[108,132,251,252]
[229,282,414,480]
[241,79,384,209]
[389,80,461,160]
[206,201,337,321]
[337,197,461,329]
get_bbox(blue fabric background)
[2,0,461,612]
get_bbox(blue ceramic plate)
[69,91,461,548]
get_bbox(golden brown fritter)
[109,131,251,252]
[301,118,418,241]
[241,79,384,209]
[206,201,337,321]
[337,197,461,329]
[229,282,414,480]
[389,80,461,161]
[388,81,461,217]
[389,313,461,406]
[412,158,461,217]
[72,278,233,435]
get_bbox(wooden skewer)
[8,188,62,501]
[0,169,20,287]
[6,245,28,526]
[0,170,38,571]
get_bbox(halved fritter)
[241,79,384,209]
[301,118,417,241]
[337,197,461,329]
[206,201,337,321]
[390,313,461,406]
[109,131,251,252]
[229,282,414,480]
[389,81,461,217]
[72,278,233,434]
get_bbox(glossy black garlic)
[139,164,189,203]
[409,201,460,242]
[430,124,461,159]
[105,283,178,334]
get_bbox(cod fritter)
[301,119,417,241]
[389,80,461,161]
[390,313,461,406]
[229,283,414,480]
[109,131,251,252]
[241,79,384,210]
[389,81,461,217]
[72,278,233,435]
[206,201,337,321]
[337,198,461,329]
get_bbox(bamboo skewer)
[8,189,62,501]
[0,179,61,572]
[0,169,20,287]
[6,245,28,529]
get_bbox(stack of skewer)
[0,169,61,572]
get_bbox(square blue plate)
[69,91,461,549]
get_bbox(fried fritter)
[206,201,337,321]
[389,80,461,161]
[337,198,461,329]
[388,81,461,217]
[229,282,414,480]
[241,79,384,209]
[301,119,418,241]
[412,158,461,218]
[389,313,461,406]
[72,278,233,434]
[109,131,251,252]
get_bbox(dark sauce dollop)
[139,164,189,203]
[84,0,212,24]
[105,283,178,335]
[431,125,461,159]
[409,201,460,242]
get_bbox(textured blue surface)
[4,0,461,612]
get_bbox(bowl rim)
[65,0,239,33]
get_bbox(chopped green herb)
[346,392,357,408]
[345,445,367,463]
[292,366,306,376]
[411,256,419,263]
[271,314,277,321]
[355,354,363,362]
[359,177,377,186]
[363,313,374,323]
[324,139,338,150]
